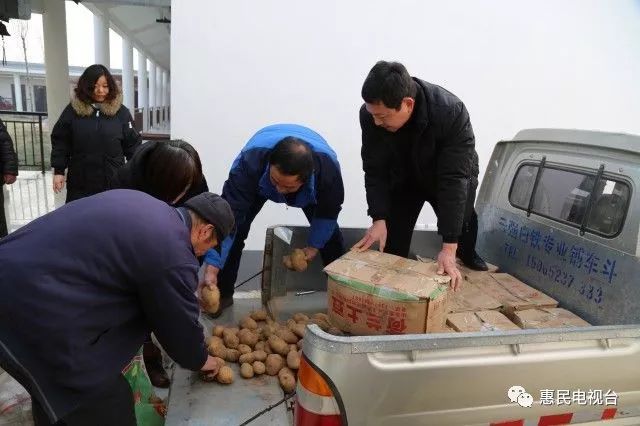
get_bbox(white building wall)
[172,0,640,250]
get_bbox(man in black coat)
[0,118,18,238]
[0,190,234,425]
[353,61,488,290]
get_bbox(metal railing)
[3,171,57,234]
[134,106,171,132]
[0,110,48,173]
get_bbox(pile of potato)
[202,309,339,393]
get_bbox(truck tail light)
[294,355,343,426]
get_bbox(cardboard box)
[456,259,500,282]
[509,308,591,329]
[470,273,558,314]
[491,273,558,310]
[449,281,502,313]
[415,255,556,314]
[416,256,502,313]
[447,310,521,332]
[324,251,450,335]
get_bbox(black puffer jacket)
[360,78,479,243]
[109,140,209,207]
[50,93,141,202]
[0,118,18,177]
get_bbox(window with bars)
[509,161,630,238]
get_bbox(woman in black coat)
[51,64,141,203]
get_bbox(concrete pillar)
[156,67,163,124]
[148,61,156,127]
[162,70,168,107]
[166,80,170,122]
[26,85,35,112]
[121,37,134,110]
[156,67,162,106]
[42,0,70,124]
[12,74,23,112]
[93,12,110,67]
[137,52,148,131]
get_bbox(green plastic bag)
[122,348,166,426]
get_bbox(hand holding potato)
[282,248,308,272]
[200,355,224,378]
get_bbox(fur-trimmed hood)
[71,92,123,117]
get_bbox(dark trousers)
[32,375,136,426]
[0,187,7,238]
[217,199,346,298]
[385,185,479,259]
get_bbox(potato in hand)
[201,285,220,314]
[282,248,308,272]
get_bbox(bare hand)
[200,355,223,376]
[3,174,16,185]
[437,243,462,291]
[198,264,220,310]
[302,247,319,262]
[352,220,387,252]
[53,174,65,193]
[198,264,220,301]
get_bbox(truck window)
[509,164,537,209]
[586,179,630,236]
[509,164,630,237]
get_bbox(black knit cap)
[184,192,235,243]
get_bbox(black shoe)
[458,250,489,271]
[207,296,234,319]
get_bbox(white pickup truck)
[167,129,640,426]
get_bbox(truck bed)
[264,226,640,425]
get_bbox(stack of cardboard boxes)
[446,260,589,332]
[324,251,590,336]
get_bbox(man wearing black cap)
[0,189,234,426]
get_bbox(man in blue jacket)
[0,190,234,425]
[203,124,345,315]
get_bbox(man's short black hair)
[269,137,314,183]
[361,60,417,110]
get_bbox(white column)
[161,69,168,126]
[42,0,70,125]
[156,67,162,106]
[155,66,163,125]
[148,61,156,128]
[137,52,149,131]
[12,74,23,112]
[121,37,134,110]
[93,12,110,67]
